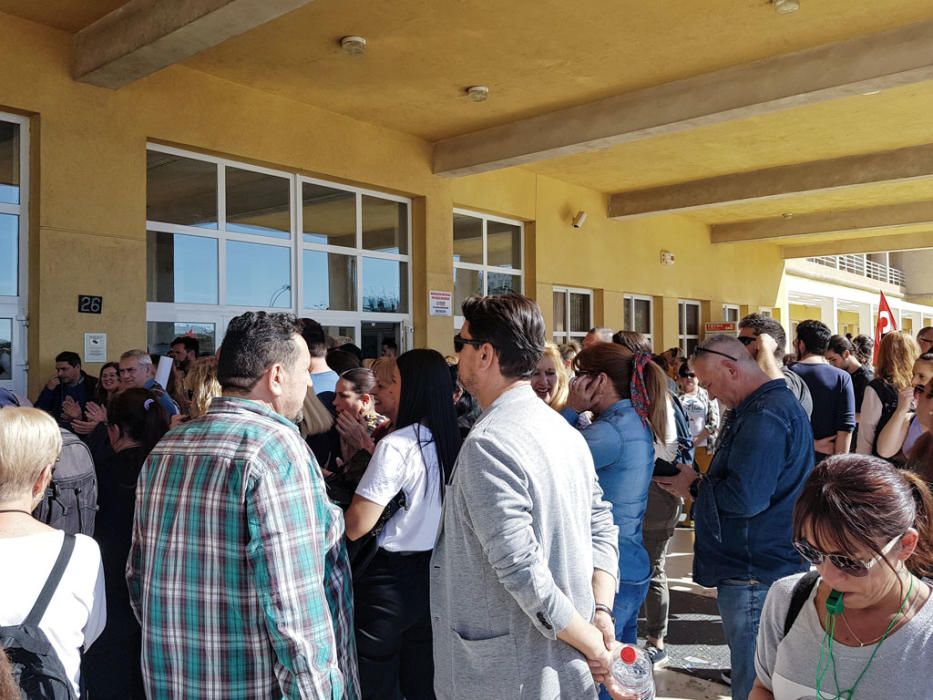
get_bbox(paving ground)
[639,528,732,700]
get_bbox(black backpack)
[653,392,696,476]
[32,430,97,537]
[0,533,79,699]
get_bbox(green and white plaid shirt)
[128,396,359,699]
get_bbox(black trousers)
[353,548,435,700]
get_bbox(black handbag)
[347,490,407,578]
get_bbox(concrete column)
[659,297,680,354]
[819,296,838,333]
[857,303,872,338]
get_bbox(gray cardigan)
[430,384,619,700]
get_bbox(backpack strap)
[783,570,819,637]
[23,533,76,627]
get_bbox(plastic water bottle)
[610,644,655,699]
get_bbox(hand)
[336,412,375,454]
[593,609,615,652]
[584,636,614,679]
[70,418,98,435]
[61,396,82,422]
[654,462,697,499]
[896,384,915,411]
[758,332,778,358]
[45,376,61,391]
[85,402,107,425]
[587,641,639,700]
[169,414,186,429]
[814,435,836,454]
[568,374,601,413]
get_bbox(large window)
[678,300,702,355]
[723,304,740,324]
[552,287,593,345]
[0,113,27,395]
[453,210,523,326]
[623,294,653,348]
[146,145,411,350]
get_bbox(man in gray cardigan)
[431,294,621,699]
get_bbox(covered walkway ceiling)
[3,0,933,256]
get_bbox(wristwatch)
[594,604,615,623]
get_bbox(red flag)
[873,291,898,365]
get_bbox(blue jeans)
[598,579,650,700]
[716,579,771,700]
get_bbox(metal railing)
[806,255,905,286]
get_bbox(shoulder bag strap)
[24,533,76,627]
[783,570,820,637]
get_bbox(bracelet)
[594,604,615,623]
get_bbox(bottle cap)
[620,645,637,664]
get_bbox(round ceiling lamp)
[340,36,367,55]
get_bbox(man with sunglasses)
[737,313,812,419]
[654,334,814,700]
[433,294,621,700]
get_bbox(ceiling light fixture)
[340,35,367,55]
[466,86,490,102]
[773,0,800,14]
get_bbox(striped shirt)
[127,396,359,699]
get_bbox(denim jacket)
[562,400,653,585]
[693,379,814,587]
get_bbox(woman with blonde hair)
[531,342,570,411]
[0,408,106,697]
[560,342,668,652]
[857,330,920,457]
[184,356,221,419]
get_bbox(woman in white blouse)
[0,407,106,697]
[345,349,461,700]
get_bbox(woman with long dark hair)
[344,349,461,699]
[751,454,933,699]
[562,342,669,669]
[83,388,169,699]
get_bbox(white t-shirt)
[356,423,442,552]
[654,396,678,462]
[0,530,106,695]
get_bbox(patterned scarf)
[630,352,653,428]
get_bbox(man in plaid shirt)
[127,311,359,699]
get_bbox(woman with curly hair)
[531,342,570,411]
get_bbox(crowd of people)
[0,297,932,700]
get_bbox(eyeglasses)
[737,336,756,346]
[792,535,902,577]
[692,347,739,362]
[453,334,488,353]
[680,372,696,379]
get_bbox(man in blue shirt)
[789,320,855,461]
[118,349,179,418]
[655,334,813,700]
[34,351,99,427]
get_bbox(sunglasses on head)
[792,535,902,577]
[692,347,740,362]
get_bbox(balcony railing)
[806,255,905,286]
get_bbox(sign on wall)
[704,322,737,333]
[84,333,107,363]
[429,290,452,316]
[77,295,103,314]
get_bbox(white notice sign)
[429,290,453,316]
[84,333,107,363]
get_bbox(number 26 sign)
[77,295,103,314]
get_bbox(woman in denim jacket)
[561,344,670,661]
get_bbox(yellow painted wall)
[789,304,823,323]
[0,11,791,393]
[837,310,861,336]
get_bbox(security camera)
[572,211,587,229]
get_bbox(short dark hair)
[325,348,361,375]
[612,331,652,354]
[218,312,302,392]
[298,318,327,358]
[738,313,787,360]
[852,334,874,365]
[828,334,855,356]
[337,343,363,362]
[461,293,545,379]
[170,336,200,355]
[55,351,81,367]
[382,339,398,351]
[796,319,832,356]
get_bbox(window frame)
[146,144,413,341]
[0,111,29,396]
[552,286,594,345]
[452,208,524,328]
[723,304,740,324]
[623,294,654,348]
[678,299,702,356]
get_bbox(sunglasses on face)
[792,535,902,577]
[453,334,487,353]
[737,336,756,346]
[681,373,697,379]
